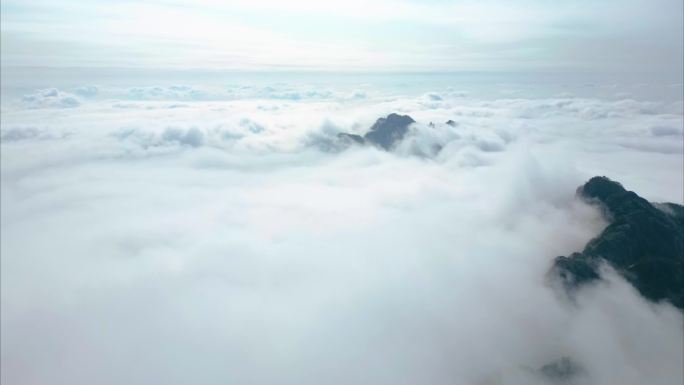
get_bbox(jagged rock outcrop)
[364,113,415,150]
[336,132,365,145]
[337,113,415,150]
[550,176,684,309]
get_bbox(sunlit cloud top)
[1,0,682,73]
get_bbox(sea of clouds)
[1,76,683,385]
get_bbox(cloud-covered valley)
[1,80,683,385]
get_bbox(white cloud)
[1,80,683,385]
[21,88,81,109]
[127,85,208,101]
[74,85,98,98]
[0,127,62,142]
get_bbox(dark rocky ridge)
[336,113,464,151]
[336,133,365,145]
[363,113,415,150]
[337,113,415,150]
[550,176,684,309]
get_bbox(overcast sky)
[1,0,682,73]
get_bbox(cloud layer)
[20,88,81,109]
[1,81,683,385]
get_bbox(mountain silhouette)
[337,113,415,150]
[551,176,684,309]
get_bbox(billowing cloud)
[128,85,207,101]
[74,85,98,98]
[21,88,80,109]
[1,79,683,385]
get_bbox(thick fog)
[1,77,683,385]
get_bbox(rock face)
[336,133,365,145]
[551,176,684,309]
[364,113,415,150]
[338,113,415,150]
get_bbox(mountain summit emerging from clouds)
[337,113,415,150]
[551,176,684,309]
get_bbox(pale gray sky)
[1,0,682,74]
